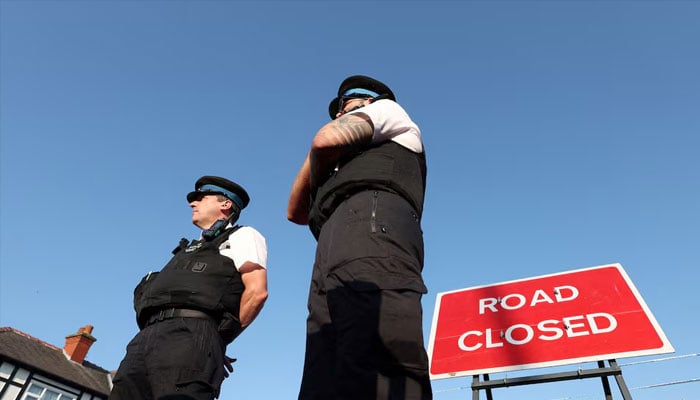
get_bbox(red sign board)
[428,263,674,379]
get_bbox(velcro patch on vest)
[192,262,207,272]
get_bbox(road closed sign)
[428,263,674,379]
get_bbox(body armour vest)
[308,141,427,239]
[133,226,244,330]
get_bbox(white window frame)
[21,380,77,400]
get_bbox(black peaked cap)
[328,75,396,119]
[186,175,250,209]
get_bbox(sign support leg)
[472,374,493,400]
[598,360,614,400]
[609,360,633,399]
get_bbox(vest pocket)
[330,257,427,292]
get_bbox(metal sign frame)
[470,359,632,400]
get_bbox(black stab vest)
[134,226,244,328]
[308,141,427,239]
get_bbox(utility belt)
[145,307,214,327]
[143,307,242,344]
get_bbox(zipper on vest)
[371,191,378,233]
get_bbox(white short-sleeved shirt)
[347,99,423,153]
[216,225,268,271]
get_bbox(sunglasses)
[337,96,372,116]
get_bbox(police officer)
[288,75,431,399]
[110,176,268,400]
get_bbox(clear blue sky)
[1,1,698,399]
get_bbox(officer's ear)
[220,199,232,211]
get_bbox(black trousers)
[299,190,432,400]
[109,317,226,400]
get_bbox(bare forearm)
[288,114,373,225]
[287,154,311,224]
[239,286,267,328]
[238,264,268,329]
